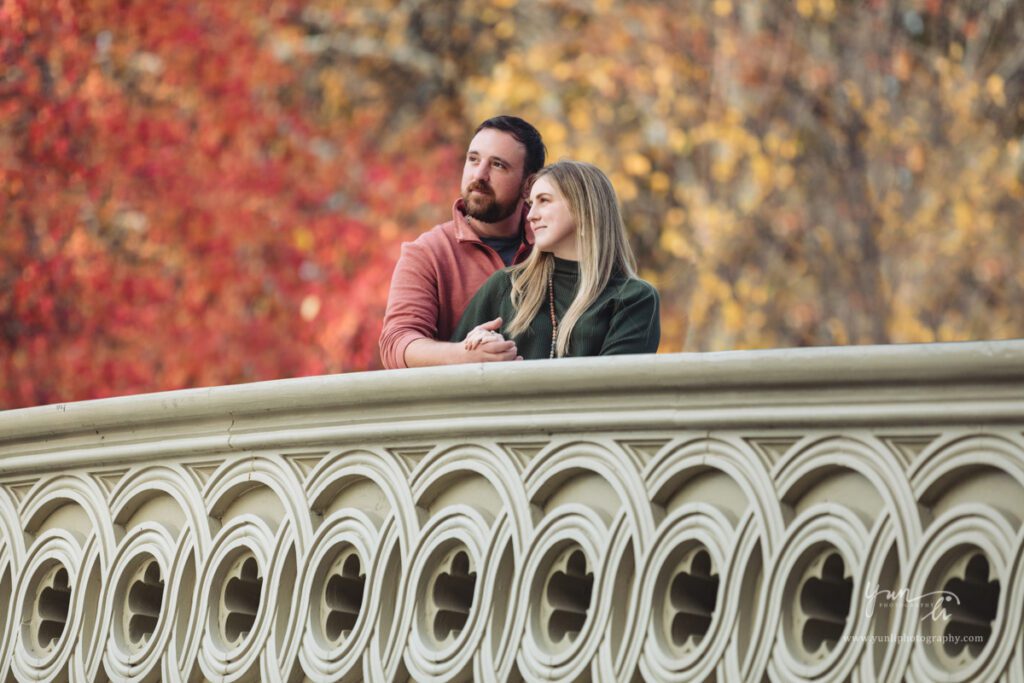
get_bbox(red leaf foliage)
[1,0,451,408]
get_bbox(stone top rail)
[3,341,1022,474]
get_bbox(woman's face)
[527,176,578,260]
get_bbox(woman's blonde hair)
[506,160,638,357]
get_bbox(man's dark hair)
[475,116,546,178]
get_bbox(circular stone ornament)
[906,506,1016,682]
[196,515,276,683]
[102,523,178,683]
[634,505,736,683]
[404,506,490,682]
[769,506,867,683]
[12,531,84,683]
[517,505,610,682]
[297,509,380,682]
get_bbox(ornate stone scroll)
[0,341,1022,681]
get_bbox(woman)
[452,160,660,359]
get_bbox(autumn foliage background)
[2,0,1022,409]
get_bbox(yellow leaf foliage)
[286,0,1024,353]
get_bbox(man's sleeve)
[379,241,439,369]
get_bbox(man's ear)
[521,173,536,199]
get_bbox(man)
[379,116,546,368]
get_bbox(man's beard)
[462,182,519,223]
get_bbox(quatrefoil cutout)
[222,555,263,645]
[430,548,477,643]
[126,560,164,648]
[798,552,853,658]
[323,548,366,643]
[545,548,594,645]
[941,553,1000,661]
[36,565,72,651]
[667,547,720,652]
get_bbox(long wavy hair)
[506,161,638,357]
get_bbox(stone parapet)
[0,341,1022,682]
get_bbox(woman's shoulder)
[463,267,516,308]
[608,274,660,303]
[452,267,516,342]
[480,266,515,293]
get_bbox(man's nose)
[472,161,490,182]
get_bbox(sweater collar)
[552,255,580,276]
[452,198,535,245]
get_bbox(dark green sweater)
[451,257,660,359]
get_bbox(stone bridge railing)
[0,341,1022,682]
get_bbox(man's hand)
[403,317,522,367]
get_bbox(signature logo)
[863,584,959,622]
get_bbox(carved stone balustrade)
[0,341,1022,682]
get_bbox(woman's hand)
[464,327,505,350]
[455,317,522,361]
[463,317,506,350]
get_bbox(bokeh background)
[3,0,1022,408]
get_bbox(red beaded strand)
[547,269,557,359]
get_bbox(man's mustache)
[466,181,493,195]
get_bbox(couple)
[379,116,659,368]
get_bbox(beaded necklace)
[547,269,557,358]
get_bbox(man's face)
[461,128,528,224]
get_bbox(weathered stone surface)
[0,341,1022,681]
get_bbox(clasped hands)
[461,317,523,361]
